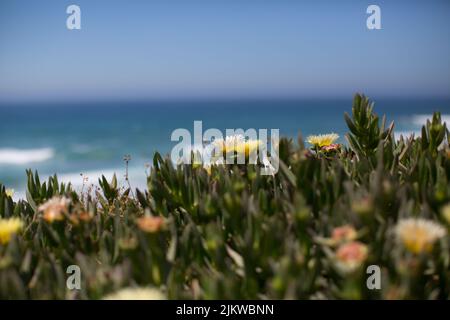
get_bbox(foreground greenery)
[1,94,450,299]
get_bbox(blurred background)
[1,0,449,197]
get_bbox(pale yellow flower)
[38,196,70,223]
[334,241,368,273]
[395,218,446,254]
[441,204,450,225]
[239,139,262,156]
[203,163,212,175]
[351,197,373,216]
[212,135,261,157]
[102,287,166,300]
[306,133,339,147]
[212,135,243,153]
[5,189,14,198]
[0,218,24,245]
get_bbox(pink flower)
[335,241,368,273]
[332,225,357,244]
[321,143,341,152]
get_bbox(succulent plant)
[0,94,449,300]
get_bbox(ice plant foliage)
[394,218,446,254]
[0,94,449,299]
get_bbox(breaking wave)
[0,148,54,165]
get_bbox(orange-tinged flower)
[69,211,92,225]
[136,216,165,233]
[79,211,92,222]
[38,196,70,223]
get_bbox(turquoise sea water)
[1,98,450,198]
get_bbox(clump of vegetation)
[1,94,449,300]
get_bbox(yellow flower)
[395,218,446,254]
[136,216,165,233]
[212,135,261,157]
[239,139,262,156]
[203,163,212,175]
[306,133,339,147]
[351,197,373,216]
[0,218,24,245]
[102,287,166,300]
[335,241,368,273]
[5,189,14,198]
[38,196,70,223]
[441,204,450,225]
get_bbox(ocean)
[1,98,450,199]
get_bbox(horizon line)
[2,95,450,106]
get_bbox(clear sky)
[0,0,449,102]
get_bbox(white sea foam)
[0,148,54,165]
[58,169,118,187]
[10,165,149,200]
[394,114,450,140]
[394,130,421,140]
[410,114,450,127]
[58,166,147,190]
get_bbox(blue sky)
[0,0,449,102]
